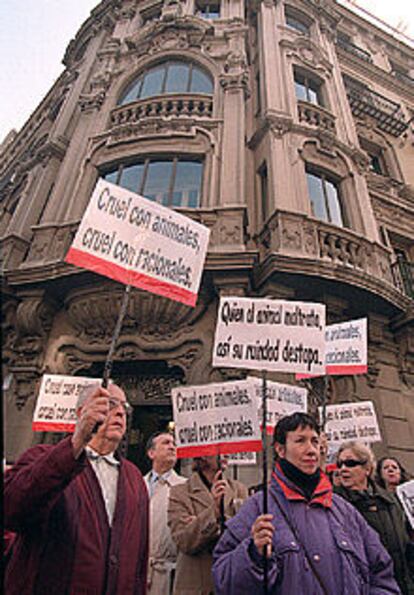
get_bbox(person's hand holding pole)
[251,514,274,558]
[72,386,110,458]
[211,469,228,520]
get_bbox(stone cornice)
[337,47,414,106]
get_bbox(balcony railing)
[110,94,213,127]
[391,258,414,299]
[337,37,373,63]
[297,101,336,133]
[343,78,409,137]
[256,210,406,306]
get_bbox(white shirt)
[85,446,120,525]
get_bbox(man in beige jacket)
[168,456,248,595]
[144,432,186,595]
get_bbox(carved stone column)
[218,48,249,206]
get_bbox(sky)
[0,0,413,144]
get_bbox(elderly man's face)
[94,384,128,446]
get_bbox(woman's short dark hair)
[273,412,320,446]
[376,456,410,488]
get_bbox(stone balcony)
[297,101,336,133]
[110,94,213,127]
[256,209,408,308]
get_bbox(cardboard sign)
[396,480,414,530]
[249,377,308,435]
[298,318,367,379]
[212,297,326,375]
[321,401,381,450]
[171,380,262,458]
[66,179,210,307]
[32,375,101,432]
[227,451,257,466]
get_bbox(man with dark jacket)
[212,412,400,594]
[4,383,149,595]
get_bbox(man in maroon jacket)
[4,382,149,595]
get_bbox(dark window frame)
[258,162,269,222]
[305,167,345,227]
[294,68,324,106]
[195,1,221,19]
[102,156,204,209]
[119,61,214,105]
[284,7,311,35]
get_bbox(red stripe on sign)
[296,364,367,380]
[326,364,367,376]
[65,248,197,307]
[32,422,76,433]
[176,439,263,459]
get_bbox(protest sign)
[396,480,414,530]
[227,451,257,466]
[249,377,307,435]
[66,179,210,307]
[297,318,367,379]
[321,401,381,452]
[171,380,262,458]
[32,375,101,432]
[212,297,326,375]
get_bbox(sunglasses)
[337,459,367,469]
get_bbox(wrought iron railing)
[343,77,409,137]
[391,258,414,298]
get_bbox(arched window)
[118,61,214,105]
[103,157,203,208]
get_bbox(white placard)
[248,377,307,435]
[212,297,326,375]
[298,318,367,379]
[321,401,381,451]
[32,375,101,432]
[396,480,414,530]
[227,451,257,466]
[66,179,210,307]
[171,380,262,458]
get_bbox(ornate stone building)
[1,0,413,477]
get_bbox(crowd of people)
[3,383,414,594]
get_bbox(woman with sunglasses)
[335,441,414,595]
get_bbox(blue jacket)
[213,466,400,594]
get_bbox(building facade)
[1,0,413,478]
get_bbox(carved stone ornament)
[65,285,209,343]
[125,17,213,55]
[107,118,197,146]
[11,370,41,411]
[281,37,333,77]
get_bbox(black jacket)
[336,481,414,595]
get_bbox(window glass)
[191,68,214,94]
[120,164,145,193]
[197,2,220,19]
[294,79,307,102]
[121,80,140,105]
[165,63,190,93]
[325,180,343,227]
[104,170,119,185]
[306,172,327,221]
[173,161,203,208]
[286,13,309,35]
[144,161,174,206]
[140,67,165,98]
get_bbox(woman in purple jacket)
[212,413,400,595]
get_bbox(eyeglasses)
[109,398,132,415]
[337,459,367,469]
